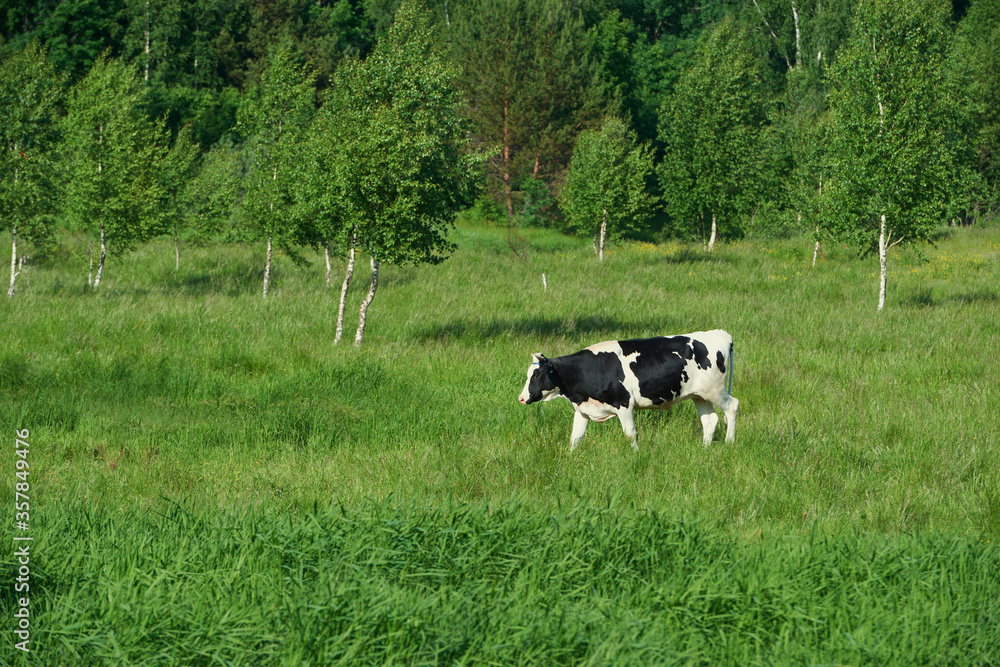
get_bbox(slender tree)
[159,124,201,270]
[328,0,483,345]
[61,53,168,288]
[658,18,768,250]
[825,0,957,312]
[561,116,655,261]
[0,42,62,298]
[232,48,317,298]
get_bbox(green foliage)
[561,116,655,245]
[232,48,318,260]
[658,17,769,243]
[946,0,1000,223]
[325,0,483,266]
[60,53,168,256]
[0,41,63,255]
[446,0,614,225]
[824,0,957,251]
[158,124,201,244]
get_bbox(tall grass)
[1,499,997,665]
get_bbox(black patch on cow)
[548,350,630,409]
[619,336,699,405]
[692,340,712,370]
[716,350,726,375]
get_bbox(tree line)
[2,0,998,314]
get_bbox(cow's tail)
[727,340,734,396]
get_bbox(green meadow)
[1,221,999,664]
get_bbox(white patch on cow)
[575,398,617,422]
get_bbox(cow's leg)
[618,408,639,452]
[693,398,719,446]
[720,395,739,442]
[569,411,589,452]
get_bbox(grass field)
[2,220,999,664]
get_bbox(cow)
[518,329,738,451]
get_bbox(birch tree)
[61,53,168,288]
[297,107,356,343]
[657,17,767,250]
[826,0,956,312]
[0,42,61,298]
[233,49,317,298]
[329,0,483,345]
[561,117,654,261]
[159,124,200,270]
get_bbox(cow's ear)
[532,352,545,363]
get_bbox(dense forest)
[2,0,998,307]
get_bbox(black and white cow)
[518,329,738,451]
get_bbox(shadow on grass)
[412,315,674,344]
[901,288,999,308]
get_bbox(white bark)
[94,221,107,288]
[708,214,718,252]
[354,257,379,346]
[324,243,332,287]
[878,214,888,312]
[752,0,793,70]
[7,223,18,298]
[144,0,151,82]
[813,225,821,268]
[335,238,356,345]
[88,240,94,287]
[263,235,273,298]
[598,211,607,262]
[792,1,802,69]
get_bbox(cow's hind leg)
[720,395,739,442]
[618,408,638,452]
[693,398,719,446]
[569,411,589,452]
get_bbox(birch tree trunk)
[7,163,18,297]
[877,213,888,312]
[88,240,94,287]
[324,242,332,287]
[263,235,272,298]
[93,221,107,288]
[791,0,802,69]
[813,225,821,267]
[335,238,356,345]
[7,223,18,298]
[598,211,607,262]
[708,213,718,251]
[354,257,379,346]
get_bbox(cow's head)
[518,353,562,404]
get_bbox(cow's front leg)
[618,408,638,451]
[569,411,589,452]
